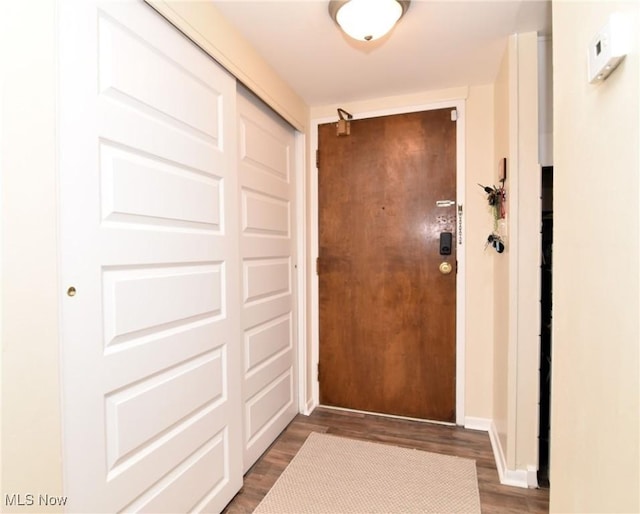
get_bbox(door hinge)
[451,109,458,121]
[316,257,319,275]
[317,363,320,381]
[316,149,320,168]
[456,260,458,274]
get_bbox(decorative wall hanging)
[478,182,506,229]
[480,158,507,254]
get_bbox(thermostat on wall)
[588,12,629,84]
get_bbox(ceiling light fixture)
[329,0,410,42]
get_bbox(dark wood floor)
[223,407,549,513]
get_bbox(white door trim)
[295,131,309,415]
[308,100,467,425]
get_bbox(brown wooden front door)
[318,108,457,422]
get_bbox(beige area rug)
[253,432,481,513]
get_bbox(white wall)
[1,2,64,510]
[550,1,640,512]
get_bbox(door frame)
[309,99,467,425]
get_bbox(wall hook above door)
[336,107,353,136]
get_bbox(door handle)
[439,262,453,275]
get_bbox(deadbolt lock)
[67,286,77,297]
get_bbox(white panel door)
[237,87,298,471]
[58,1,242,512]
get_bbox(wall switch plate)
[588,12,629,84]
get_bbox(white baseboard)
[465,417,537,489]
[464,416,492,431]
[488,421,537,488]
[302,398,317,416]
[526,465,539,488]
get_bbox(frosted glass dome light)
[329,0,410,42]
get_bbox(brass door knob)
[439,262,453,275]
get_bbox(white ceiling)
[212,0,551,106]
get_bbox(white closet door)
[237,87,298,471]
[58,1,242,512]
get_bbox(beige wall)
[550,1,640,512]
[493,40,511,455]
[1,1,64,510]
[464,84,496,420]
